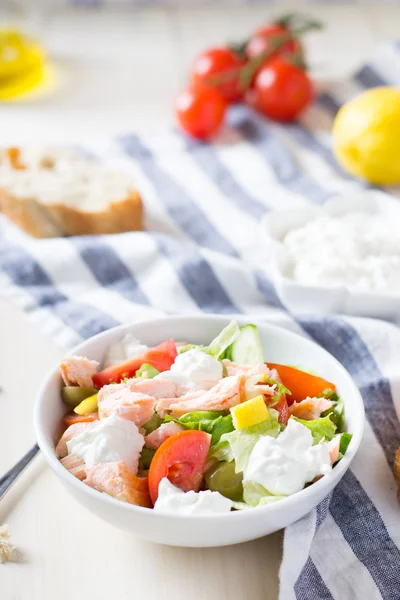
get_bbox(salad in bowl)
[55,320,352,514]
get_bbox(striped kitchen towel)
[1,42,400,599]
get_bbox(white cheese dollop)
[154,478,232,515]
[67,413,144,474]
[102,333,148,368]
[244,419,331,496]
[156,349,223,390]
[282,211,400,294]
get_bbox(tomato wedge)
[93,339,178,388]
[148,430,211,504]
[266,363,336,405]
[273,394,289,426]
[63,411,98,426]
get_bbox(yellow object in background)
[231,395,270,430]
[0,29,46,100]
[333,86,400,185]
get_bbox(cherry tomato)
[92,340,178,388]
[191,47,245,103]
[63,412,98,426]
[175,85,227,140]
[148,430,211,504]
[266,363,336,405]
[246,23,303,61]
[250,57,313,121]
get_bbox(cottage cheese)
[156,349,223,390]
[282,211,400,293]
[67,413,144,474]
[154,478,232,515]
[244,418,331,496]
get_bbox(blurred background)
[0,1,399,142]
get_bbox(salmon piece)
[60,356,99,388]
[244,366,283,402]
[289,396,335,420]
[97,383,156,426]
[55,421,97,458]
[125,377,189,399]
[60,454,86,480]
[326,436,341,465]
[156,390,204,417]
[158,375,246,417]
[223,360,270,378]
[85,461,152,507]
[145,422,185,450]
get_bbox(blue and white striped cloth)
[1,43,400,599]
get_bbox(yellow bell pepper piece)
[74,393,98,416]
[230,395,269,430]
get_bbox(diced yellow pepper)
[230,395,269,430]
[74,393,98,415]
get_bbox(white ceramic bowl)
[261,190,400,320]
[34,315,364,548]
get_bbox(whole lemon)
[332,86,400,185]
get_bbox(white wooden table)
[0,5,399,599]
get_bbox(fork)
[0,444,40,500]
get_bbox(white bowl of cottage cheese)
[261,191,400,320]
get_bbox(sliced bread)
[0,147,143,238]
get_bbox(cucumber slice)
[228,325,264,365]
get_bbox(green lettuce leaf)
[242,480,287,507]
[264,379,292,406]
[339,432,352,456]
[210,409,280,472]
[139,447,156,470]
[178,320,240,359]
[207,320,241,358]
[165,411,234,446]
[321,395,345,432]
[135,363,160,379]
[291,414,337,444]
[142,413,164,435]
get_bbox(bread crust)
[0,187,143,238]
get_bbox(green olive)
[205,460,243,501]
[61,386,97,408]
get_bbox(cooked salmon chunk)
[60,356,99,387]
[157,375,246,417]
[145,422,185,450]
[97,383,156,426]
[127,377,189,399]
[289,396,335,420]
[326,436,341,465]
[60,454,86,480]
[156,390,204,417]
[55,421,98,458]
[223,360,270,378]
[85,461,152,507]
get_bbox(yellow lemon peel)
[333,87,400,185]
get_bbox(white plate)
[35,315,364,547]
[261,190,400,320]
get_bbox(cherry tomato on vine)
[246,23,303,62]
[191,47,246,103]
[250,57,313,122]
[175,85,227,140]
